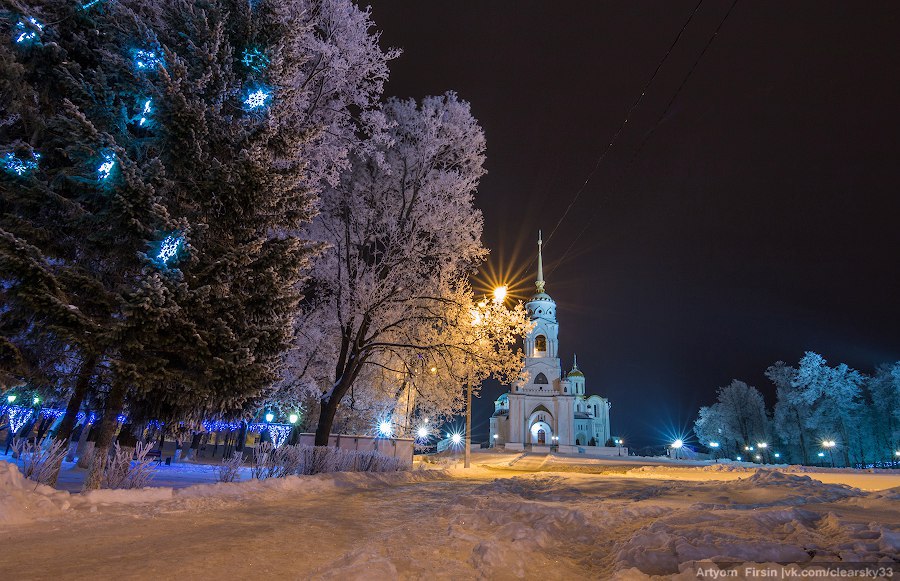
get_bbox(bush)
[217,452,244,483]
[102,442,156,489]
[12,438,68,486]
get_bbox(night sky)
[368,1,900,447]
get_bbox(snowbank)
[1,460,449,526]
[0,461,71,524]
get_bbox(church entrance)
[529,420,552,445]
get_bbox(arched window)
[535,335,547,352]
[534,373,548,384]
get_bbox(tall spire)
[536,230,545,294]
[573,353,578,370]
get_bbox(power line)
[541,0,705,254]
[549,0,740,276]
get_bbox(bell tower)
[524,231,559,360]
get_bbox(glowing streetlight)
[774,453,781,459]
[450,432,462,445]
[32,396,40,405]
[378,421,393,437]
[822,440,836,467]
[708,442,719,448]
[757,442,767,449]
[492,285,508,303]
[288,413,298,424]
[818,452,825,457]
[6,394,15,403]
[264,412,274,423]
[417,426,429,439]
[672,439,683,460]
[755,455,761,460]
[736,455,742,461]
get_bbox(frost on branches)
[279,93,531,443]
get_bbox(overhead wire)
[548,0,740,277]
[540,0,705,254]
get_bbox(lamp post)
[822,440,836,467]
[757,442,768,464]
[708,441,719,463]
[672,439,683,460]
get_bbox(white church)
[490,234,617,454]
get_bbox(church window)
[535,335,547,352]
[534,373,548,384]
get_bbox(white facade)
[489,234,611,450]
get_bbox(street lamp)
[822,440,836,467]
[708,441,719,463]
[288,413,299,424]
[493,285,508,303]
[672,439,683,460]
[378,421,393,437]
[7,394,16,404]
[264,412,274,423]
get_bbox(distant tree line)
[693,352,900,468]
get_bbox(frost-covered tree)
[282,92,528,444]
[693,380,769,459]
[792,352,866,467]
[767,361,813,464]
[867,363,900,462]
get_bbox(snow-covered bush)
[250,444,408,478]
[251,442,273,480]
[217,452,244,483]
[101,442,155,489]
[12,438,68,486]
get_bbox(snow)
[1,453,898,578]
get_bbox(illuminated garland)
[7,407,33,433]
[267,425,292,448]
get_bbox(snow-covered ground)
[1,451,898,579]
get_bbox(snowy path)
[2,461,898,579]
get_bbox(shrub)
[102,442,156,489]
[217,452,244,483]
[12,438,69,486]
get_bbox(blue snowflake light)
[243,86,272,111]
[133,48,163,72]
[2,151,40,177]
[241,47,270,73]
[152,233,185,268]
[97,151,116,181]
[132,99,153,127]
[14,18,43,45]
[140,99,152,125]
